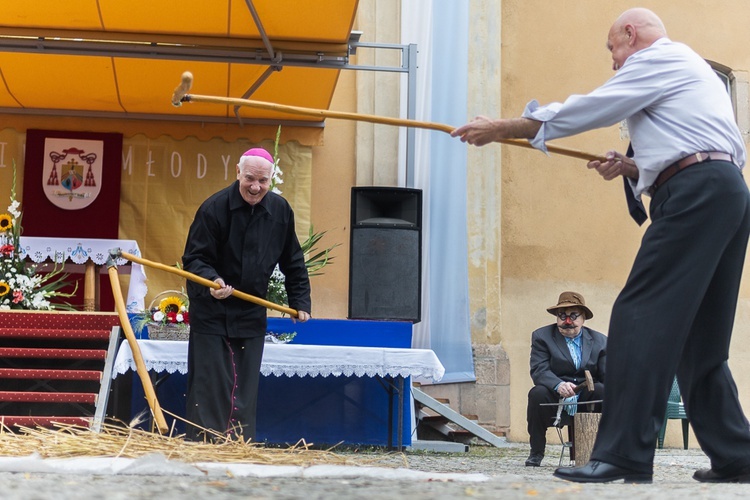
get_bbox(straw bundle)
[0,418,401,468]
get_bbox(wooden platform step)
[0,348,107,360]
[0,328,112,340]
[0,391,97,404]
[0,368,102,381]
[0,416,92,428]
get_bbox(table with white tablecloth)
[19,236,147,312]
[112,340,445,448]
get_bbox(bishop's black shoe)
[693,465,750,483]
[553,460,652,483]
[525,453,543,467]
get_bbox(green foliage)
[266,225,340,307]
[301,226,340,277]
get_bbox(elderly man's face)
[607,23,635,71]
[555,307,585,338]
[236,157,272,205]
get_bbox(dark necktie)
[623,144,647,225]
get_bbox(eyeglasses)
[557,311,581,321]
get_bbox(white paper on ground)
[0,454,488,482]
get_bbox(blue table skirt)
[127,318,414,446]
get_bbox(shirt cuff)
[522,99,563,154]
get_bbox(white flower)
[152,311,165,322]
[8,200,20,218]
[30,292,50,309]
[270,265,285,281]
[176,313,184,322]
[271,165,284,195]
[15,274,31,288]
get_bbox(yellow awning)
[0,0,358,126]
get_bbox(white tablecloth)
[18,237,147,312]
[112,340,445,382]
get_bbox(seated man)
[526,291,606,466]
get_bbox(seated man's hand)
[557,381,577,398]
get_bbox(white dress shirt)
[522,38,746,198]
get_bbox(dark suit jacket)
[530,324,607,392]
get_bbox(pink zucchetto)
[241,148,274,164]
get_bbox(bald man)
[453,8,750,483]
[183,148,311,442]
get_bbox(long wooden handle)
[183,93,602,161]
[172,72,604,162]
[106,263,169,434]
[117,251,298,317]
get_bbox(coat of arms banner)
[22,129,123,238]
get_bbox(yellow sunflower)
[0,213,12,232]
[0,281,10,297]
[158,295,185,314]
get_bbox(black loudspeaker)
[348,187,422,322]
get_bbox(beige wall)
[308,69,357,319]
[307,0,404,319]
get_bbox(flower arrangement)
[134,290,190,340]
[0,163,77,310]
[135,290,190,340]
[148,293,190,327]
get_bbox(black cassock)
[182,182,311,440]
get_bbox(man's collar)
[229,181,273,213]
[563,328,584,342]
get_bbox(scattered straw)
[0,419,405,468]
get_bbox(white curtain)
[401,1,475,383]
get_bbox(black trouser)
[591,161,750,474]
[186,333,265,442]
[527,383,604,455]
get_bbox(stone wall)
[419,343,510,436]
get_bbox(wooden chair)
[657,377,689,449]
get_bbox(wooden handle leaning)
[106,263,169,434]
[118,251,298,317]
[574,370,595,394]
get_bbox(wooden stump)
[574,412,601,466]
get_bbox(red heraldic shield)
[22,130,123,238]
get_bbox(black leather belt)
[648,151,736,196]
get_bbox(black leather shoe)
[693,465,750,483]
[553,460,652,483]
[525,453,543,467]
